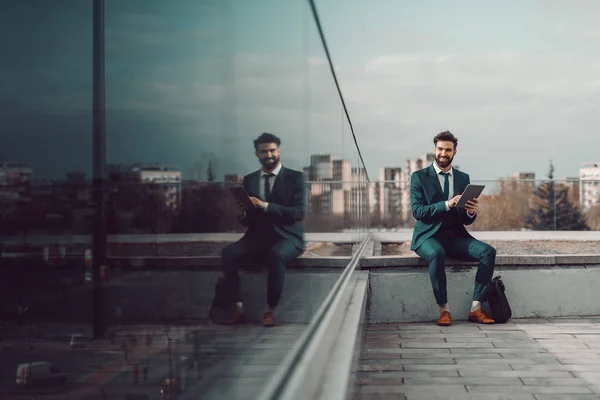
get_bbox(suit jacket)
[239,166,305,251]
[410,164,476,251]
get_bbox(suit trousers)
[414,229,496,305]
[221,230,303,308]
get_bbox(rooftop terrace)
[2,231,600,399]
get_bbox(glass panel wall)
[0,1,97,397]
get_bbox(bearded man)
[410,130,496,326]
[219,132,305,327]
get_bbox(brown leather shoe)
[468,308,495,324]
[263,311,276,327]
[437,310,452,326]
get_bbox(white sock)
[471,301,481,312]
[439,303,450,311]
[236,302,244,312]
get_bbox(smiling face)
[434,140,456,170]
[255,142,280,171]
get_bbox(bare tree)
[470,183,534,231]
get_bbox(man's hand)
[249,197,267,210]
[465,198,479,215]
[448,195,461,208]
[236,201,247,217]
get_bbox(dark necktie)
[440,171,450,200]
[264,173,274,200]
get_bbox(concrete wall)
[0,267,342,325]
[106,270,340,324]
[368,265,600,323]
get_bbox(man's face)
[255,142,280,170]
[434,140,456,169]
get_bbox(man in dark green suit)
[220,132,305,327]
[410,130,496,326]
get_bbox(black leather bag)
[487,275,512,323]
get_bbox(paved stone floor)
[1,321,306,399]
[357,316,600,400]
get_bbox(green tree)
[526,161,589,231]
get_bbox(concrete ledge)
[368,265,600,323]
[361,254,600,267]
[0,232,362,245]
[105,254,600,270]
[108,256,351,269]
[5,230,600,245]
[7,253,600,271]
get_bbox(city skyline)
[2,1,600,182]
[5,151,590,184]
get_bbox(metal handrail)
[257,233,372,400]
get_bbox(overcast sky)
[1,0,600,183]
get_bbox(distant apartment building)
[134,165,182,212]
[579,163,600,210]
[303,155,359,221]
[499,172,536,192]
[367,181,380,220]
[401,153,435,223]
[224,174,243,187]
[133,165,181,183]
[110,164,182,213]
[309,154,333,181]
[348,167,371,220]
[560,177,580,205]
[0,161,33,185]
[29,179,54,197]
[377,167,403,226]
[333,159,352,191]
[303,166,311,179]
[307,154,333,198]
[0,161,33,201]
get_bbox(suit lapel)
[452,170,458,197]
[248,171,261,197]
[428,164,444,197]
[453,170,464,196]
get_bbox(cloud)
[98,45,600,180]
[346,52,600,120]
[535,0,600,42]
[109,53,337,119]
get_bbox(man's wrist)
[445,201,450,211]
[263,202,269,211]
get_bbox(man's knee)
[480,244,496,264]
[423,248,446,264]
[222,242,243,264]
[266,245,299,267]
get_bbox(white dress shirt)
[259,162,282,211]
[432,163,475,217]
[432,163,454,210]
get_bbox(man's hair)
[433,130,458,149]
[254,132,281,149]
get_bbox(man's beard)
[260,155,280,169]
[435,154,454,169]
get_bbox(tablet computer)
[456,184,485,209]
[229,186,254,209]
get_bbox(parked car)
[70,333,86,348]
[16,361,67,388]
